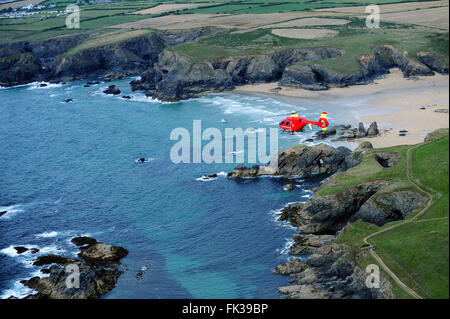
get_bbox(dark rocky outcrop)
[78,242,128,265]
[367,122,379,136]
[1,30,446,102]
[333,122,380,141]
[279,45,442,91]
[137,47,343,101]
[314,127,337,139]
[283,181,389,234]
[13,246,39,254]
[14,246,29,254]
[33,254,77,266]
[0,27,220,87]
[71,236,97,248]
[274,147,422,233]
[350,191,424,226]
[21,239,128,299]
[22,263,123,299]
[227,144,353,179]
[373,152,399,168]
[103,85,120,95]
[416,51,449,74]
[274,258,307,275]
[276,238,393,299]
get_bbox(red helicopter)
[279,111,329,134]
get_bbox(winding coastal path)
[363,139,445,299]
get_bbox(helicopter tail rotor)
[318,112,329,131]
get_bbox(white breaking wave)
[134,157,155,163]
[0,204,24,219]
[0,280,35,299]
[195,171,227,182]
[27,82,63,90]
[195,176,217,182]
[268,208,296,230]
[277,238,294,255]
[35,231,58,238]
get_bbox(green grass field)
[336,129,449,298]
[173,17,448,72]
[1,0,448,72]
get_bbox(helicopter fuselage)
[279,112,329,133]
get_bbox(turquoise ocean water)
[0,79,364,298]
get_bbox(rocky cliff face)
[50,32,167,82]
[279,44,445,90]
[275,236,394,299]
[227,142,423,299]
[132,47,343,101]
[2,29,447,98]
[227,143,354,179]
[0,27,220,87]
[132,43,447,101]
[268,143,426,299]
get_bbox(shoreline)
[234,69,449,148]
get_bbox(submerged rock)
[83,81,100,87]
[283,184,295,191]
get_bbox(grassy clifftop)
[335,129,449,298]
[173,18,448,72]
[1,1,448,75]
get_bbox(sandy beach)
[234,69,449,147]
